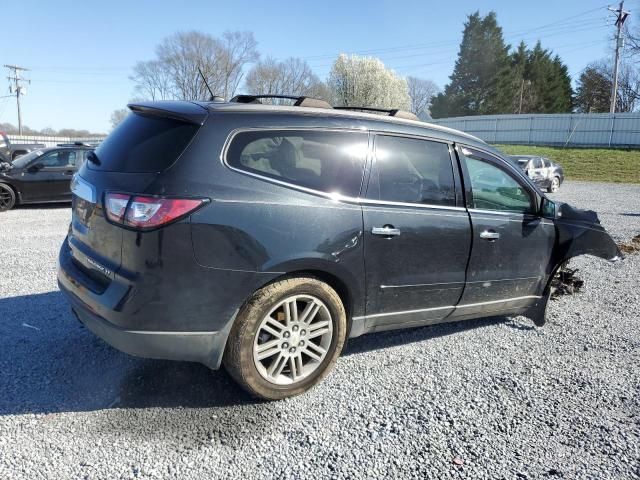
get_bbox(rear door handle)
[372,226,401,237]
[480,230,500,240]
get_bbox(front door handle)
[372,226,401,237]
[480,230,500,241]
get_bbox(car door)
[453,146,555,318]
[361,134,471,331]
[21,149,76,201]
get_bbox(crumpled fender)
[552,202,622,264]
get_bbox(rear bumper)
[57,236,236,369]
[61,282,226,369]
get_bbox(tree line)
[113,10,639,127]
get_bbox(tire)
[0,183,16,211]
[223,276,347,400]
[548,176,560,193]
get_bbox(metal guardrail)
[7,134,105,148]
[430,113,640,148]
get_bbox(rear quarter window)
[90,113,199,173]
[226,129,368,198]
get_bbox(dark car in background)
[508,155,564,193]
[0,131,45,162]
[0,143,94,211]
[57,97,620,400]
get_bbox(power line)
[302,4,610,62]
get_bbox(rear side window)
[226,130,367,197]
[371,135,456,206]
[91,113,199,172]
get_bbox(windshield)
[11,149,46,168]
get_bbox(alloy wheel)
[0,185,14,210]
[253,294,333,385]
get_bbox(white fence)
[430,113,640,148]
[8,134,105,148]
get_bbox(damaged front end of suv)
[527,197,622,326]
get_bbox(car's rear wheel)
[548,176,560,193]
[223,276,347,400]
[0,183,16,211]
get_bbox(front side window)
[532,158,543,169]
[38,150,76,168]
[371,135,456,206]
[226,130,367,197]
[462,148,533,213]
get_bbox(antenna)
[197,66,216,101]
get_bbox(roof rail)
[229,94,332,109]
[56,142,94,147]
[333,106,419,121]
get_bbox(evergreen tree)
[431,12,512,118]
[432,14,574,118]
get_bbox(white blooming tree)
[328,54,410,110]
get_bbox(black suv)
[57,97,620,400]
[0,143,94,211]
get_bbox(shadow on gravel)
[0,291,257,419]
[620,213,640,217]
[344,316,507,356]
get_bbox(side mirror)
[27,163,44,173]
[541,197,556,219]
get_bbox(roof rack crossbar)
[229,94,332,109]
[333,106,419,121]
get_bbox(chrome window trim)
[220,126,369,201]
[220,126,469,212]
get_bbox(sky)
[1,0,636,133]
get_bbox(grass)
[494,145,640,184]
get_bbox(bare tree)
[245,57,328,100]
[130,60,174,100]
[328,54,410,110]
[582,59,640,112]
[110,108,129,129]
[130,30,258,101]
[406,76,439,116]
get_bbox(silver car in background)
[508,155,565,193]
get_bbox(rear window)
[90,112,199,172]
[226,129,367,197]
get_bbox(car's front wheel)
[223,276,347,400]
[0,183,16,211]
[548,176,560,193]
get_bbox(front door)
[22,149,77,202]
[362,134,471,331]
[453,146,555,318]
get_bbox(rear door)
[454,146,555,317]
[362,134,471,331]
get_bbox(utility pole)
[4,64,30,135]
[608,2,630,113]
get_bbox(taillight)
[104,193,207,230]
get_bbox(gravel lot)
[1,181,639,479]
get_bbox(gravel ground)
[1,181,639,479]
